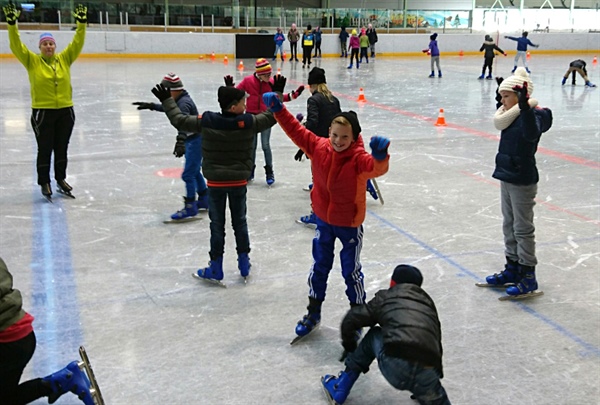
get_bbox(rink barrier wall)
[1,31,599,59]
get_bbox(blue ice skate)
[321,369,360,405]
[45,361,94,405]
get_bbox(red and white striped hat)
[161,73,184,90]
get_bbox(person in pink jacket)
[224,59,304,185]
[347,29,360,69]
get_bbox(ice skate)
[265,165,275,186]
[429,71,435,78]
[302,183,313,192]
[296,212,317,228]
[366,179,384,205]
[192,257,226,288]
[499,267,543,301]
[486,75,493,80]
[57,180,75,199]
[41,183,53,203]
[585,81,597,88]
[44,360,95,405]
[320,369,360,405]
[238,252,251,283]
[196,192,209,211]
[478,74,485,80]
[164,197,200,224]
[291,298,322,345]
[476,259,520,288]
[78,346,105,405]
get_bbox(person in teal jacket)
[3,3,87,201]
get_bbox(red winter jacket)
[274,107,389,227]
[237,74,292,114]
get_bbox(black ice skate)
[163,217,202,225]
[78,345,106,405]
[57,180,75,199]
[41,183,53,203]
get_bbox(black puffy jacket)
[341,283,444,377]
[306,91,341,138]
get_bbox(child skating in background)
[479,34,506,80]
[301,24,315,68]
[484,68,552,298]
[0,257,95,405]
[561,59,596,87]
[339,26,349,57]
[504,32,539,73]
[133,73,208,221]
[347,29,360,69]
[262,91,390,341]
[321,264,451,405]
[232,58,305,185]
[359,27,370,63]
[313,26,322,58]
[423,33,441,77]
[273,27,285,61]
[149,76,290,284]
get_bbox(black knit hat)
[218,86,247,111]
[308,67,326,85]
[391,265,423,287]
[332,111,362,139]
[430,33,438,40]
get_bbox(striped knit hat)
[161,73,184,91]
[255,58,272,76]
[39,32,56,46]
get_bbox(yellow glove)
[72,4,87,23]
[3,2,21,25]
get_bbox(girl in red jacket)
[262,91,390,342]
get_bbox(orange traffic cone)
[238,60,244,70]
[277,67,281,75]
[526,51,531,59]
[593,55,598,64]
[224,55,228,64]
[435,108,447,126]
[283,51,287,59]
[458,50,464,57]
[211,51,215,61]
[357,88,366,102]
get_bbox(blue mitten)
[370,136,390,160]
[262,92,284,113]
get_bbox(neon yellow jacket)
[8,22,86,109]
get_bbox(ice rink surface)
[0,53,599,404]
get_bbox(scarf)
[494,98,538,130]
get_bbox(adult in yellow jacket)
[3,3,87,200]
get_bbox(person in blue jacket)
[484,68,553,298]
[504,32,539,73]
[313,26,322,58]
[273,27,285,61]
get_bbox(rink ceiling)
[0,54,599,404]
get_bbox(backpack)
[303,33,314,47]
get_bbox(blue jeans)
[346,327,450,405]
[308,215,365,304]
[182,136,207,199]
[207,186,250,259]
[251,126,272,168]
[274,43,283,58]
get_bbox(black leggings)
[314,41,321,57]
[0,331,51,404]
[30,107,75,185]
[482,56,494,75]
[350,48,359,65]
[302,46,313,65]
[290,42,298,59]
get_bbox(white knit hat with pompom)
[499,67,534,96]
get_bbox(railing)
[2,3,598,33]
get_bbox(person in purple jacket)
[423,33,441,78]
[504,31,539,73]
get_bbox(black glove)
[224,75,235,87]
[132,102,154,111]
[495,76,504,107]
[294,148,304,161]
[72,4,87,23]
[173,138,186,158]
[270,74,287,93]
[2,2,20,25]
[151,83,171,102]
[514,82,530,111]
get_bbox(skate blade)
[475,282,515,288]
[302,186,312,192]
[295,219,317,229]
[163,216,202,224]
[320,376,338,405]
[371,178,384,205]
[57,189,76,199]
[42,195,53,203]
[78,346,106,405]
[290,324,320,345]
[192,272,227,288]
[499,290,544,301]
